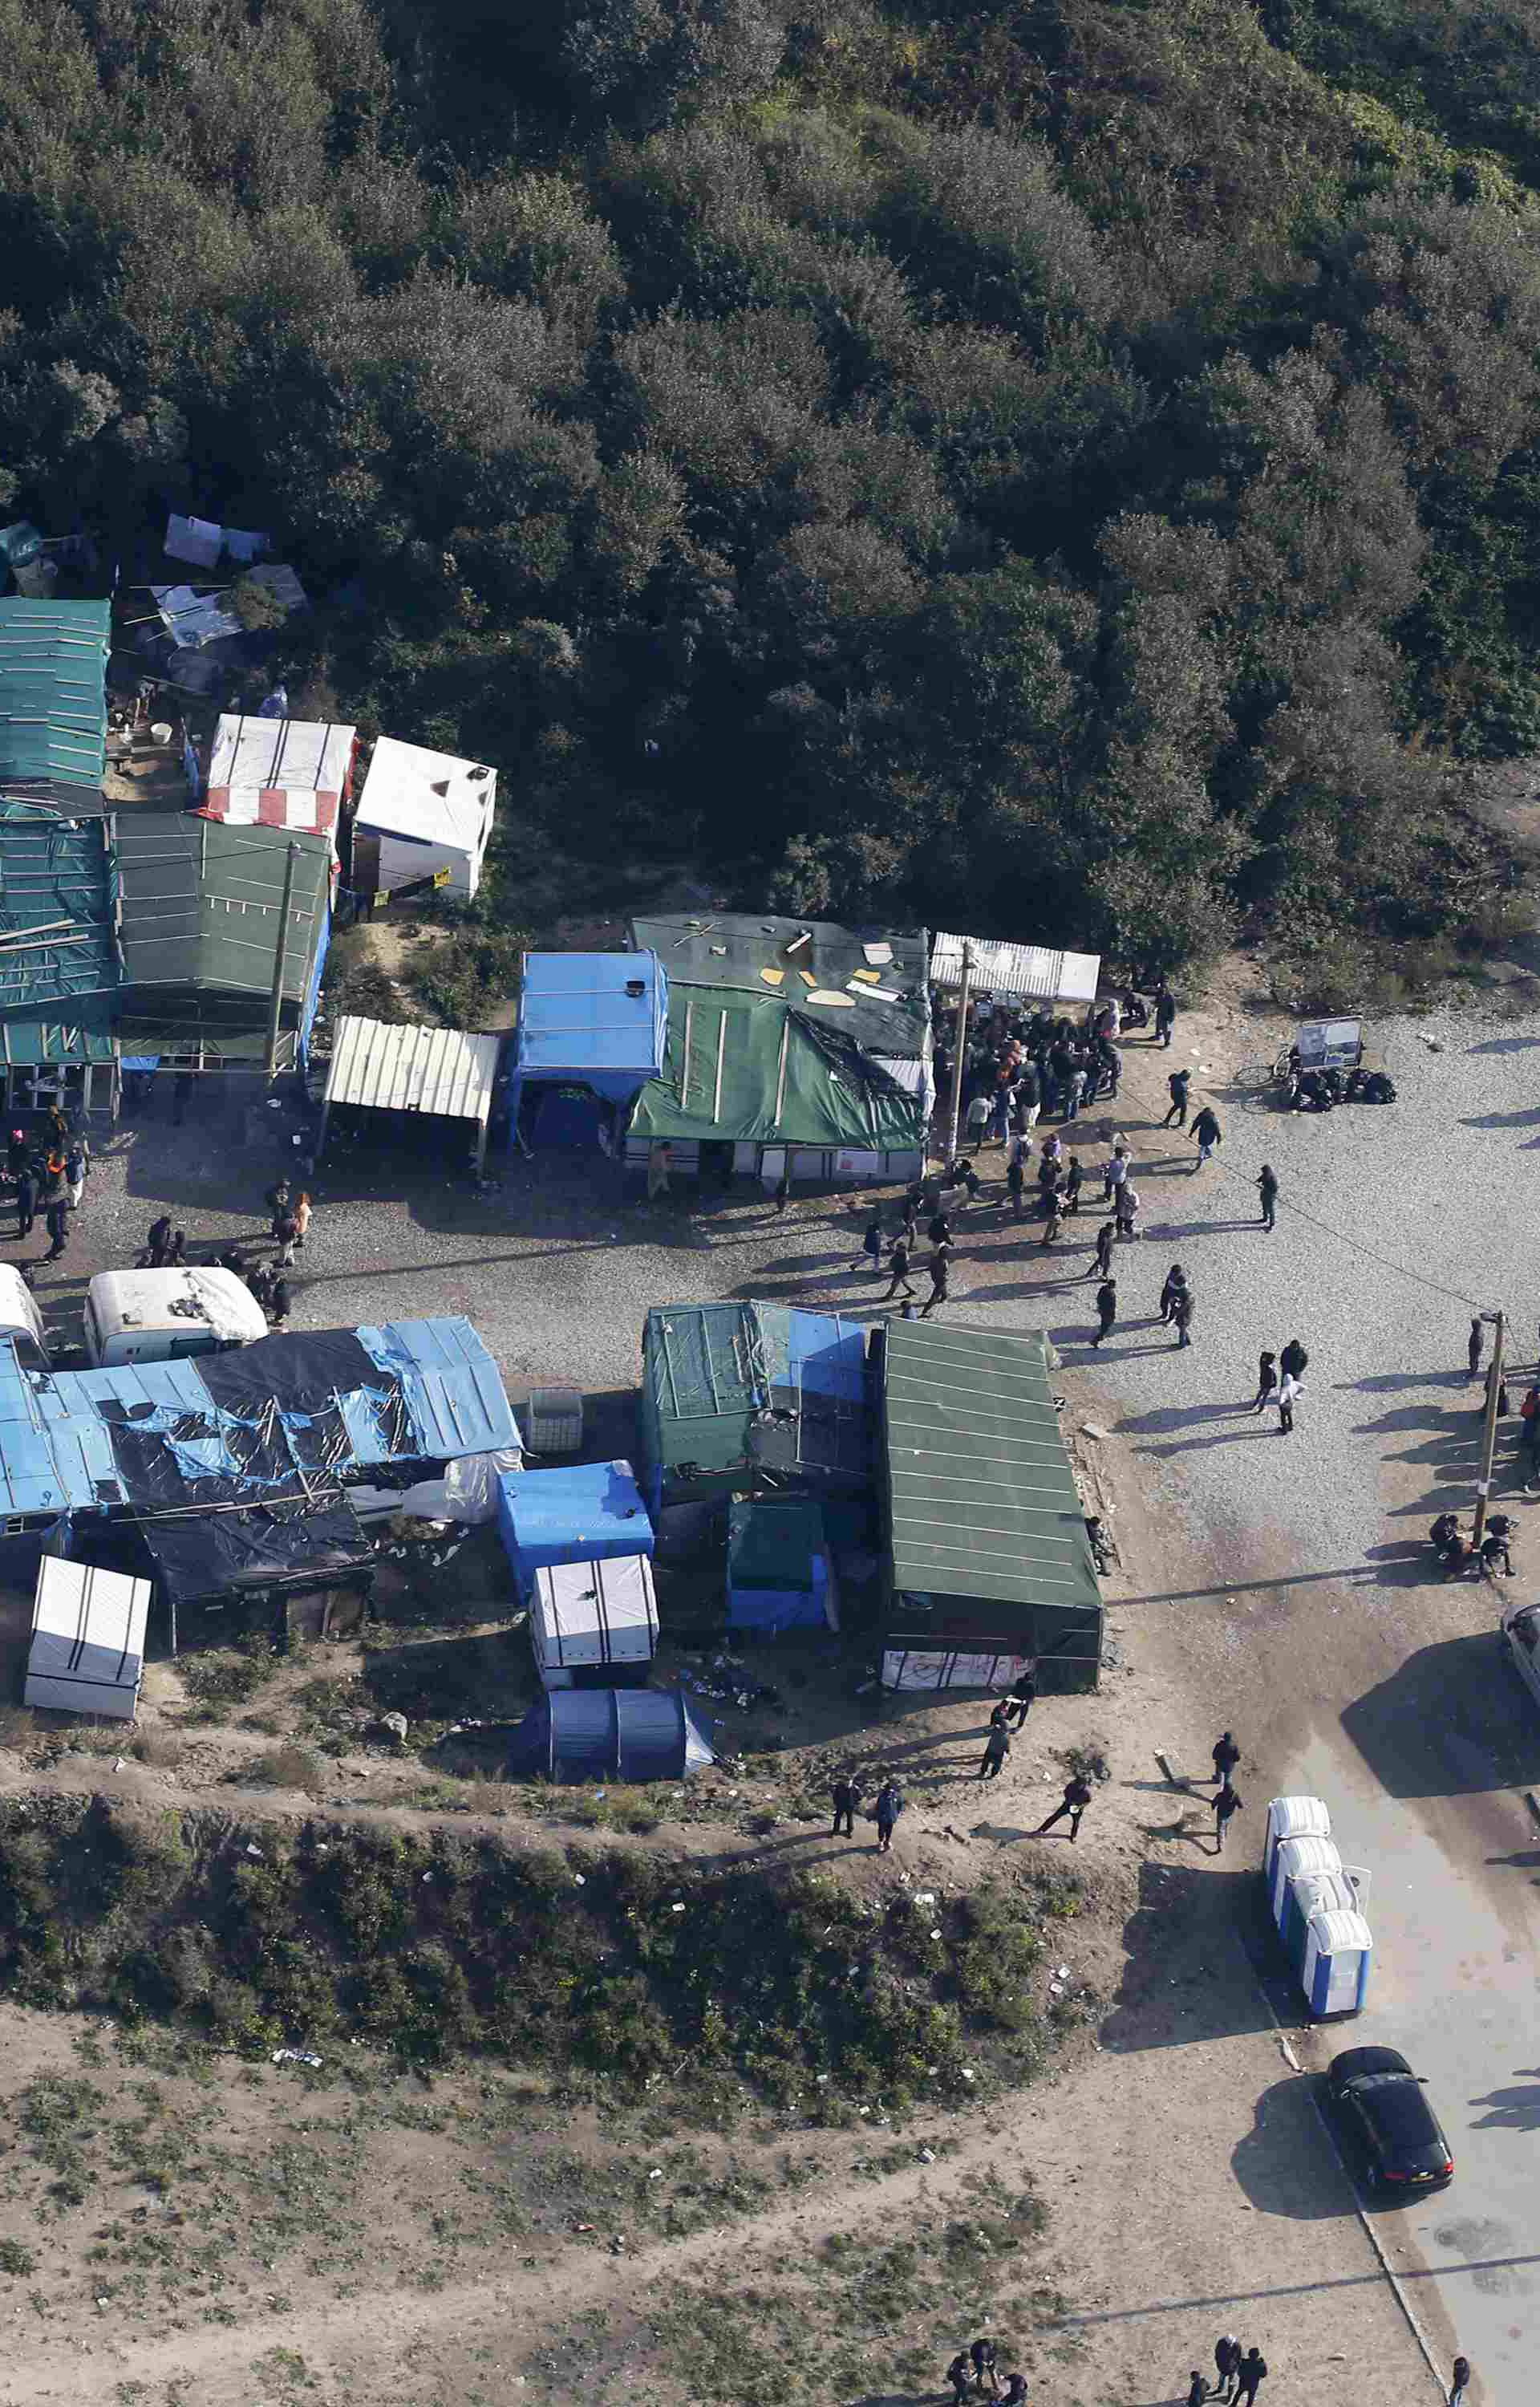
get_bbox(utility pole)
[1472,1309,1506,1548]
[944,944,972,1166]
[264,840,301,1079]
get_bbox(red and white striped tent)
[201,714,358,843]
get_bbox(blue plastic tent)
[726,1500,837,1637]
[510,951,667,1145]
[496,1459,654,1593]
[506,1687,714,1782]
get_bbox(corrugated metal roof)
[0,806,120,1014]
[324,1017,500,1122]
[0,598,110,797]
[115,814,329,1007]
[930,931,1100,1004]
[882,1320,1102,1612]
[356,736,496,854]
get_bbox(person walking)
[1159,1264,1189,1324]
[42,1196,70,1263]
[1448,2355,1471,2407]
[1252,1350,1278,1414]
[965,1090,991,1148]
[1276,1370,1300,1435]
[274,1208,301,1267]
[920,1248,950,1317]
[772,1170,790,1215]
[1088,1221,1115,1281]
[1005,1668,1036,1727]
[1190,1104,1222,1167]
[1115,1181,1140,1240]
[1467,1317,1485,1382]
[13,1162,35,1239]
[1234,2346,1266,2407]
[1163,1068,1191,1129]
[873,1778,903,1854]
[1092,1277,1117,1348]
[979,1721,1011,1780]
[1064,1155,1084,1214]
[1520,1386,1540,1489]
[1006,1155,1026,1218]
[269,1273,293,1329]
[945,2350,972,2406]
[881,1236,917,1302]
[1256,1164,1279,1231]
[264,1175,292,1236]
[830,1772,862,1837]
[854,1214,884,1276]
[1213,2336,1242,2403]
[1212,1731,1241,1784]
[1035,1773,1092,1841]
[1154,984,1177,1047]
[1040,1195,1064,1248]
[292,1191,312,1251]
[1103,1138,1129,1204]
[928,1208,952,1248]
[1213,1779,1243,1852]
[1173,1287,1196,1349]
[969,2336,1000,2400]
[1279,1337,1308,1382]
[64,1136,89,1210]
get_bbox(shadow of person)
[1468,2074,1540,2132]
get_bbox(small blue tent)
[506,1688,715,1782]
[496,1459,653,1594]
[510,950,667,1147]
[726,1500,837,1637]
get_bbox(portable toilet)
[1263,1795,1331,1887]
[1270,1833,1342,1927]
[1281,1864,1359,1958]
[1300,1907,1372,2016]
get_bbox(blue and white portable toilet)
[1301,1907,1372,2017]
[1263,1795,1331,1889]
[1281,1863,1358,1958]
[1271,1832,1343,1929]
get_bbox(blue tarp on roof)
[512,951,667,1104]
[0,1315,517,1520]
[496,1459,654,1593]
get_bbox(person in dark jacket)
[1467,1316,1485,1382]
[1159,1264,1189,1323]
[881,1237,916,1302]
[1252,1351,1278,1415]
[946,2351,972,2406]
[1191,1105,1223,1165]
[269,1274,293,1328]
[1006,1155,1026,1217]
[1163,1068,1191,1128]
[13,1164,35,1238]
[1092,1277,1116,1347]
[1173,1288,1196,1348]
[1234,2347,1266,2405]
[5,1128,27,1181]
[1154,986,1177,1046]
[1005,1669,1037,1727]
[1213,2335,1242,2402]
[873,1778,903,1854]
[141,1216,172,1268]
[1279,1337,1308,1382]
[1256,1164,1279,1231]
[1064,1155,1084,1213]
[969,2336,1000,2399]
[1213,1780,1243,1851]
[264,1176,292,1236]
[920,1249,950,1317]
[979,1723,1011,1780]
[1088,1221,1115,1281]
[853,1215,884,1275]
[830,1773,863,1837]
[1212,1731,1241,1784]
[1035,1775,1093,1840]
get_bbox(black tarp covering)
[139,1492,372,1606]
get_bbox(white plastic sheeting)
[930,931,1101,1004]
[25,1558,150,1719]
[349,1443,524,1527]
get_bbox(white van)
[0,1263,51,1370]
[83,1268,269,1369]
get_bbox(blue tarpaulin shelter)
[510,950,667,1147]
[496,1459,653,1593]
[506,1687,714,1782]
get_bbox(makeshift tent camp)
[353,736,496,899]
[510,950,667,1148]
[496,1459,653,1593]
[879,1320,1103,1692]
[24,1557,150,1719]
[204,713,357,844]
[507,1687,714,1782]
[639,1302,870,1510]
[530,1553,658,1688]
[726,1500,837,1636]
[624,911,929,1183]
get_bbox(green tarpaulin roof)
[727,1500,824,1589]
[629,983,923,1148]
[630,911,928,1060]
[115,814,329,1018]
[0,597,110,798]
[881,1320,1102,1615]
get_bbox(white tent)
[529,1554,658,1689]
[25,1558,151,1720]
[354,737,497,899]
[205,713,357,842]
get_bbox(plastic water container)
[1302,1907,1372,2016]
[1263,1794,1331,1886]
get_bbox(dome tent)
[506,1688,714,1784]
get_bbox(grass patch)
[245,1747,326,1792]
[180,1643,278,1718]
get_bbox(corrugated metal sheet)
[930,931,1101,1004]
[0,598,110,797]
[324,1017,500,1123]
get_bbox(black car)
[1326,2046,1454,2194]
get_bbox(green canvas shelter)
[0,597,110,809]
[628,984,922,1150]
[879,1319,1102,1693]
[639,1301,871,1510]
